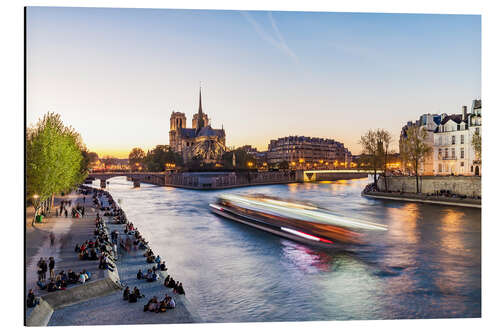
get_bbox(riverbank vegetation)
[399,125,432,193]
[359,129,392,190]
[27,112,93,215]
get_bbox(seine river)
[101,176,480,322]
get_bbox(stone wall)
[376,176,481,197]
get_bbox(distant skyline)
[27,7,481,158]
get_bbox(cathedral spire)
[197,85,204,131]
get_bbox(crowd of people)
[28,184,189,315]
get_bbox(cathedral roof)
[197,126,225,138]
[178,126,225,139]
[179,128,196,138]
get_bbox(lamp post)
[32,194,39,226]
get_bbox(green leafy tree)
[143,145,182,172]
[27,112,84,218]
[400,125,432,193]
[221,149,256,170]
[129,147,146,171]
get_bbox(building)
[399,99,481,176]
[433,100,481,176]
[400,113,442,175]
[169,89,227,164]
[266,136,352,169]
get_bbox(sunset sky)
[26,7,480,158]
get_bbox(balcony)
[441,156,457,160]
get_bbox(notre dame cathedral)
[169,89,227,164]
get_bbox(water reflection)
[280,239,335,273]
[100,176,480,321]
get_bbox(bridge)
[87,172,166,188]
[87,169,373,189]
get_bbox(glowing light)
[299,158,305,163]
[33,194,39,199]
[281,227,320,242]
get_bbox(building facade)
[169,89,227,164]
[399,99,481,176]
[267,136,352,169]
[400,113,441,175]
[433,100,481,176]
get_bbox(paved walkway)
[48,217,200,325]
[25,192,105,303]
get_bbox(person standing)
[50,232,55,247]
[40,258,48,282]
[49,257,55,279]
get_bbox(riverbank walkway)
[362,191,481,208]
[26,190,200,325]
[47,215,200,325]
[25,192,111,323]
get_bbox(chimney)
[462,106,467,120]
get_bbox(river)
[99,176,481,322]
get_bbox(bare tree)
[400,125,432,193]
[359,130,383,189]
[377,129,392,191]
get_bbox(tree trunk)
[415,160,419,193]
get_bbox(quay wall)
[303,172,368,182]
[376,176,481,197]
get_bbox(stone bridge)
[87,172,166,188]
[87,169,373,189]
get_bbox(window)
[461,162,464,167]
[439,137,442,145]
[460,148,464,159]
[438,148,442,159]
[445,148,449,158]
[438,164,442,172]
[461,135,464,144]
[452,136,455,145]
[471,166,474,172]
[451,148,455,158]
[475,128,480,134]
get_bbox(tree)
[472,131,481,163]
[143,145,182,172]
[400,125,432,193]
[27,112,84,219]
[129,147,146,171]
[377,129,392,191]
[359,129,384,189]
[278,160,289,170]
[221,149,256,170]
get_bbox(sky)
[26,7,481,158]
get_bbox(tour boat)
[209,194,387,248]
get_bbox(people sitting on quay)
[145,269,158,282]
[144,296,159,312]
[164,275,177,289]
[123,286,130,301]
[159,261,167,271]
[174,282,185,295]
[27,289,40,308]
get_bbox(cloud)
[241,11,298,64]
